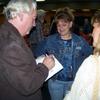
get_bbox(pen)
[45,51,50,56]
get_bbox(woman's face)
[92,22,100,47]
[56,19,72,36]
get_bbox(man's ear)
[18,13,23,21]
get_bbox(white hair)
[37,9,45,17]
[3,0,37,19]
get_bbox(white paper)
[36,55,63,81]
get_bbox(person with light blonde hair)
[0,0,55,100]
[64,10,100,100]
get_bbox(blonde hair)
[54,7,74,23]
[93,34,100,56]
[3,0,37,19]
[91,11,100,25]
[92,11,100,56]
[37,9,45,17]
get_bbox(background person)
[0,0,55,100]
[28,9,46,53]
[83,18,92,35]
[64,10,100,100]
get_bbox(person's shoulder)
[72,33,87,42]
[84,55,94,61]
[72,33,83,39]
[81,55,95,67]
[75,55,95,83]
[46,33,58,40]
[76,55,93,74]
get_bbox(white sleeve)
[64,55,94,100]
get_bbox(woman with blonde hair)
[64,10,100,100]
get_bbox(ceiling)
[0,0,9,5]
[37,0,100,10]
[0,0,100,10]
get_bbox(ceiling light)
[82,9,90,12]
[36,0,45,1]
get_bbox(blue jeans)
[48,79,73,100]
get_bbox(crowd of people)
[0,0,100,100]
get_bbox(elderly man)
[0,0,55,100]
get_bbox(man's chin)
[26,32,29,35]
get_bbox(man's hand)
[43,55,55,70]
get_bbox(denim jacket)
[35,33,92,81]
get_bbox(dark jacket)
[0,21,48,100]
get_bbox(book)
[36,55,63,81]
